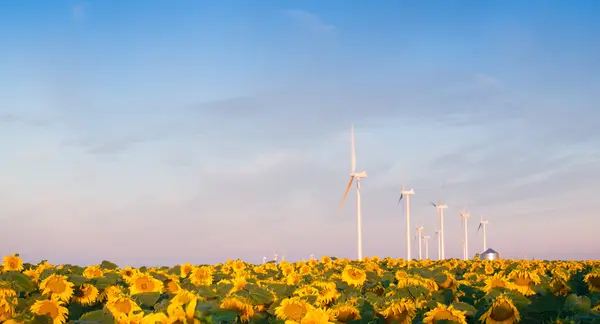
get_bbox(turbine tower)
[339,124,368,261]
[398,180,415,260]
[458,208,471,260]
[434,230,442,260]
[430,202,448,259]
[422,235,431,259]
[477,217,489,252]
[415,226,425,260]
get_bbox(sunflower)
[99,285,124,301]
[0,296,17,321]
[142,312,168,323]
[233,260,246,273]
[437,272,458,290]
[129,272,163,295]
[275,297,314,322]
[2,254,23,272]
[120,266,137,281]
[220,296,255,322]
[480,294,521,324]
[165,277,181,294]
[330,303,361,322]
[584,272,600,292]
[189,266,213,286]
[549,277,570,296]
[341,266,367,287]
[508,270,540,296]
[106,295,142,317]
[167,297,200,324]
[171,289,199,305]
[301,308,334,324]
[286,272,301,285]
[82,265,104,279]
[23,269,40,282]
[39,274,75,302]
[422,303,468,324]
[230,275,247,293]
[483,273,513,293]
[180,262,194,278]
[30,299,69,324]
[378,299,416,324]
[73,283,99,306]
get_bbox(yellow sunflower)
[82,265,104,279]
[39,274,75,302]
[2,254,23,272]
[74,283,99,306]
[423,303,468,324]
[30,299,69,324]
[341,266,367,287]
[301,308,334,324]
[129,272,163,295]
[167,297,200,324]
[330,303,361,322]
[479,294,521,324]
[378,299,416,324]
[508,270,540,296]
[584,272,600,292]
[106,295,142,317]
[189,266,213,286]
[180,262,194,278]
[219,296,255,322]
[142,312,168,323]
[483,273,513,293]
[275,297,314,322]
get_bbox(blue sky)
[1,0,600,266]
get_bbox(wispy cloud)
[282,10,335,34]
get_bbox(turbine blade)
[477,223,482,232]
[338,176,354,212]
[430,202,437,207]
[350,124,356,173]
[397,193,403,204]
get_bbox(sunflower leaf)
[211,309,238,322]
[132,292,161,308]
[77,309,114,324]
[69,274,88,286]
[564,294,591,315]
[0,271,35,293]
[99,260,118,270]
[246,284,275,305]
[452,302,477,317]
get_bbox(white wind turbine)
[434,230,442,260]
[415,226,425,260]
[422,235,431,259]
[430,202,448,259]
[458,208,471,260]
[477,217,489,252]
[339,124,368,261]
[398,178,415,260]
[262,256,267,264]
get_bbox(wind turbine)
[434,230,442,260]
[339,124,368,261]
[477,217,489,252]
[458,208,471,260]
[262,256,267,264]
[422,235,431,259]
[430,202,448,259]
[415,226,425,260]
[398,178,415,260]
[309,254,315,260]
[274,253,278,264]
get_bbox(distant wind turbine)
[477,217,489,252]
[415,226,425,260]
[398,176,415,260]
[262,256,267,264]
[422,235,431,259]
[338,124,368,261]
[434,230,442,260]
[458,208,471,260]
[430,202,448,259]
[274,253,278,263]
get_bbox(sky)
[1,0,600,266]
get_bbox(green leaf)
[132,292,161,308]
[78,309,114,324]
[100,260,119,270]
[196,286,219,299]
[246,284,274,305]
[564,294,591,315]
[0,271,35,293]
[452,302,477,317]
[69,274,88,286]
[211,309,238,322]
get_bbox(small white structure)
[480,248,500,260]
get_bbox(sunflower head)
[274,297,314,321]
[2,254,23,272]
[422,303,468,324]
[129,272,163,295]
[30,299,69,324]
[584,272,600,293]
[479,294,521,324]
[341,266,367,287]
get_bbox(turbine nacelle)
[401,189,415,195]
[352,169,368,178]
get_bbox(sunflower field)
[1,254,600,324]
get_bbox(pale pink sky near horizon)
[2,1,600,266]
